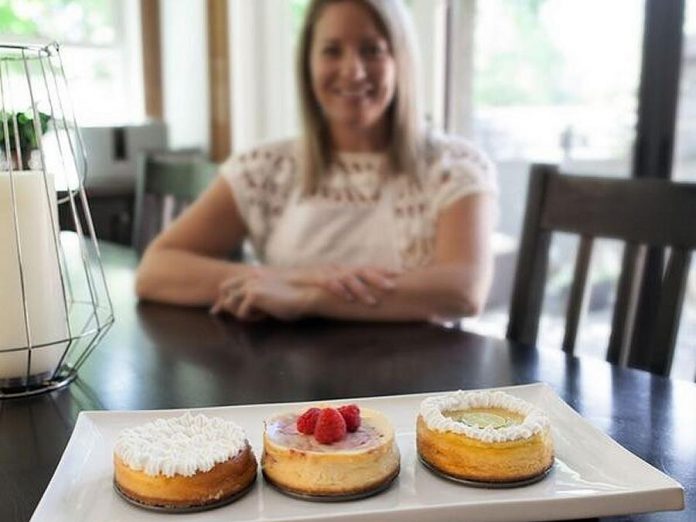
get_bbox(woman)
[136,0,497,322]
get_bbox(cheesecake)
[417,390,554,484]
[113,412,257,509]
[262,405,400,497]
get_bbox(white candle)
[0,170,68,381]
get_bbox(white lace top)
[221,135,497,270]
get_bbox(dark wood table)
[0,242,693,522]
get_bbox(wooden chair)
[507,164,696,377]
[132,149,217,254]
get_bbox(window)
[671,0,696,380]
[458,0,647,368]
[471,0,643,169]
[675,0,696,184]
[0,0,143,125]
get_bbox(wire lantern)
[0,42,113,398]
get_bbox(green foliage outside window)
[474,0,566,107]
[0,0,115,45]
[290,0,311,33]
[0,3,38,35]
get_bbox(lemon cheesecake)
[417,390,554,484]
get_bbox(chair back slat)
[506,164,554,346]
[647,248,692,375]
[607,243,644,365]
[507,164,696,379]
[562,236,593,354]
[146,162,217,200]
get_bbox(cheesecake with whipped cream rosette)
[417,390,554,484]
[262,403,400,498]
[113,412,257,509]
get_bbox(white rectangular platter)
[31,383,684,522]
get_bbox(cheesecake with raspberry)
[262,404,400,498]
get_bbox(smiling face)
[309,1,396,148]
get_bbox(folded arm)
[304,262,489,322]
[135,176,254,305]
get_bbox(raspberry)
[338,404,361,432]
[297,407,321,434]
[314,408,347,444]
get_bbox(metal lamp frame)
[0,41,114,399]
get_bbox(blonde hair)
[296,0,424,194]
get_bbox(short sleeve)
[219,140,297,256]
[428,136,498,212]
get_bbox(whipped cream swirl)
[419,390,550,443]
[114,412,247,477]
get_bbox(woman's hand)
[210,270,318,321]
[210,264,400,321]
[281,265,400,305]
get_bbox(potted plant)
[0,110,51,170]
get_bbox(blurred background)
[1,0,693,379]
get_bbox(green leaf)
[0,110,51,153]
